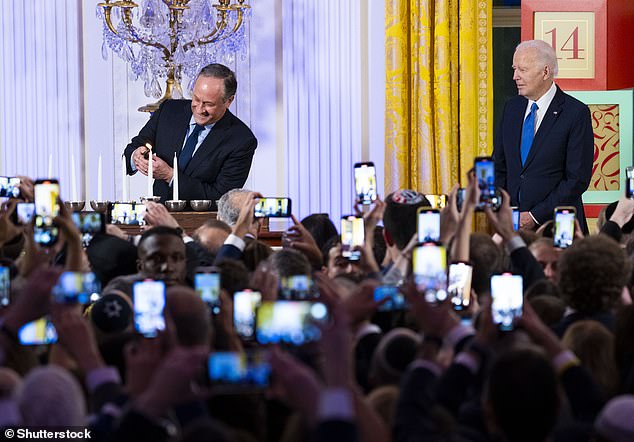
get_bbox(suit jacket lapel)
[174,102,193,158]
[509,98,527,172]
[184,110,234,175]
[521,86,564,171]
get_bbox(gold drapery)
[385,0,493,194]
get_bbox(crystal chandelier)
[96,0,251,112]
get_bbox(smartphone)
[13,202,35,226]
[18,317,58,345]
[456,188,465,212]
[412,243,448,303]
[195,268,221,314]
[424,194,448,209]
[447,262,473,311]
[34,179,60,247]
[553,207,576,249]
[341,215,364,261]
[207,351,271,389]
[254,198,292,218]
[255,301,329,345]
[491,273,523,331]
[234,290,262,340]
[626,166,634,199]
[72,211,105,246]
[475,156,496,209]
[512,207,520,231]
[354,162,377,205]
[0,266,10,307]
[0,177,21,199]
[279,275,317,300]
[110,202,146,226]
[417,208,441,243]
[52,271,100,304]
[374,286,406,312]
[133,280,166,338]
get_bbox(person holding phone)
[493,40,593,233]
[124,64,257,208]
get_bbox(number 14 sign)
[535,12,595,79]
[521,0,634,91]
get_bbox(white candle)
[48,154,53,178]
[71,154,78,201]
[173,153,179,201]
[146,143,153,196]
[97,154,103,201]
[122,155,129,201]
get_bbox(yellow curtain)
[385,0,493,194]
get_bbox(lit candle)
[48,153,53,178]
[122,155,129,201]
[71,154,78,201]
[97,154,103,201]
[146,143,153,196]
[173,153,179,201]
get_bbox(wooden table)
[115,211,283,247]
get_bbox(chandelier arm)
[120,7,171,59]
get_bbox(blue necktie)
[520,102,538,166]
[179,124,205,170]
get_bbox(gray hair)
[217,188,252,226]
[197,63,237,102]
[516,40,559,77]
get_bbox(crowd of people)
[0,173,633,442]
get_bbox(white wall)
[0,0,385,227]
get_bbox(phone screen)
[208,351,271,388]
[447,262,473,311]
[254,198,292,218]
[341,215,364,261]
[354,162,377,205]
[0,266,10,307]
[279,275,316,300]
[52,271,100,304]
[18,318,58,345]
[15,202,35,226]
[110,203,146,226]
[34,180,60,247]
[475,157,496,208]
[627,167,634,199]
[133,280,166,338]
[413,244,448,303]
[512,207,520,231]
[0,177,21,199]
[417,208,440,243]
[554,208,575,249]
[424,194,448,209]
[374,286,406,312]
[491,274,523,331]
[195,272,221,314]
[456,188,465,212]
[255,301,329,345]
[234,291,262,339]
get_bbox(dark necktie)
[520,102,538,166]
[179,124,205,170]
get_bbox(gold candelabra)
[97,0,250,112]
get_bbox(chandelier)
[96,0,251,112]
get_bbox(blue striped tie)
[520,102,538,166]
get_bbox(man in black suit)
[493,40,593,232]
[124,64,257,208]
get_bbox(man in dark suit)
[493,40,593,232]
[124,64,257,208]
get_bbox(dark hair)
[525,278,561,300]
[300,213,338,251]
[198,63,237,102]
[469,233,504,297]
[383,191,430,250]
[528,295,566,326]
[373,226,387,266]
[215,259,250,296]
[200,219,232,233]
[268,249,312,277]
[487,348,559,442]
[558,235,630,315]
[138,226,183,251]
[243,239,273,272]
[321,235,341,269]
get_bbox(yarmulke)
[595,395,634,442]
[90,293,133,334]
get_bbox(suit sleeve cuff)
[224,234,246,252]
[529,211,540,226]
[130,156,137,172]
[505,235,526,254]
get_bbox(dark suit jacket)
[124,100,257,208]
[493,86,593,231]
